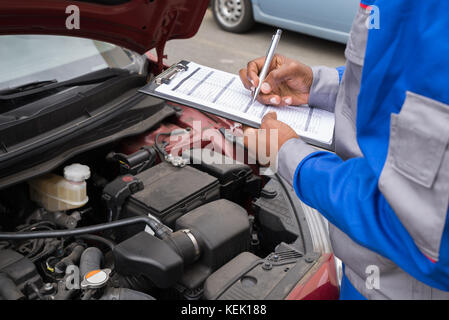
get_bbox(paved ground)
[159,9,346,74]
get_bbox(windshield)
[0,35,143,91]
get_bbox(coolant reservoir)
[28,164,90,212]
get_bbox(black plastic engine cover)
[253,179,302,252]
[0,249,42,295]
[175,199,250,289]
[113,231,184,289]
[203,244,320,300]
[184,149,262,201]
[114,199,250,291]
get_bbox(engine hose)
[0,216,171,241]
[163,230,201,265]
[0,273,24,300]
[80,247,103,278]
[54,244,85,273]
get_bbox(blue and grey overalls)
[277,0,449,299]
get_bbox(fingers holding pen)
[244,56,280,90]
[239,68,253,91]
[247,57,268,87]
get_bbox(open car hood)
[0,0,209,69]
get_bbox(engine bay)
[0,106,318,300]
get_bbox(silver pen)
[251,29,283,105]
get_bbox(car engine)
[0,121,318,300]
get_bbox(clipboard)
[139,60,335,150]
[140,60,261,128]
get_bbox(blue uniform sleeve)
[293,150,449,291]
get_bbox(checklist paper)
[142,62,335,148]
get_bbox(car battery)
[120,161,220,238]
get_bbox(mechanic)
[239,0,449,299]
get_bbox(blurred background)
[156,6,349,74]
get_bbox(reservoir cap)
[64,163,91,182]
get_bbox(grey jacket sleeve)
[307,66,340,113]
[277,138,318,186]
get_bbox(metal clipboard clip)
[155,63,188,85]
